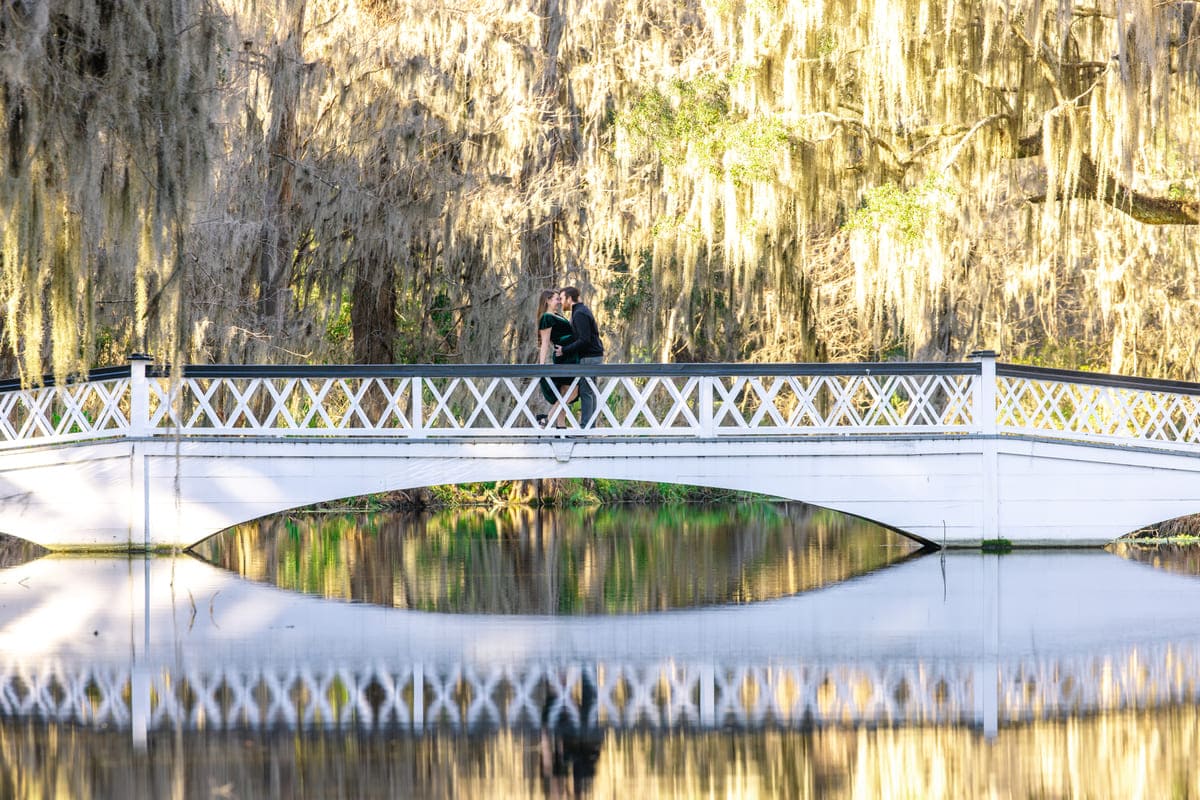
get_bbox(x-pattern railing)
[0,659,975,732]
[0,372,129,447]
[3,356,1200,450]
[1000,642,1200,720]
[4,646,1198,732]
[141,363,983,439]
[996,365,1200,447]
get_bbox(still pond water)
[2,502,1200,798]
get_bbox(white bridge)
[2,352,1200,549]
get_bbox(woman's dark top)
[539,312,578,403]
[540,313,579,364]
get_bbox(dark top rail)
[0,365,131,393]
[996,363,1200,396]
[5,360,1197,397]
[152,361,983,379]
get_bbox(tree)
[5,1,1200,383]
[0,0,220,380]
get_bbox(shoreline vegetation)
[301,483,1200,543]
[305,479,761,513]
[1123,515,1200,542]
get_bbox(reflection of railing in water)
[0,660,975,732]
[1000,645,1200,721]
[5,646,1200,733]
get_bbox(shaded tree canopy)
[1,0,1199,382]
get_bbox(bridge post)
[127,354,152,438]
[698,377,715,438]
[411,377,426,439]
[127,354,152,549]
[699,662,716,725]
[412,663,425,728]
[970,351,1000,541]
[973,553,1000,739]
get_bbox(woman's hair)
[535,289,557,322]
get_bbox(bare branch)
[1018,133,1200,224]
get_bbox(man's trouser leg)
[578,356,603,427]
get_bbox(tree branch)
[1017,133,1200,224]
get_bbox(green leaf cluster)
[845,176,949,244]
[621,73,789,184]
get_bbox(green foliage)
[425,479,759,508]
[620,73,790,184]
[845,176,950,244]
[981,537,1013,553]
[1010,338,1105,372]
[50,409,94,434]
[815,27,838,58]
[326,299,352,346]
[91,327,123,366]
[389,289,458,364]
[429,291,455,345]
[1167,183,1195,201]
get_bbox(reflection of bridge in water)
[3,551,1200,740]
[6,648,1200,736]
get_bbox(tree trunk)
[351,258,398,365]
[256,2,307,333]
[518,0,568,282]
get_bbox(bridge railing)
[996,363,1200,447]
[0,366,131,448]
[138,362,981,438]
[2,356,1200,448]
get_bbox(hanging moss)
[3,1,1200,381]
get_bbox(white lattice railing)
[996,364,1200,447]
[141,364,979,438]
[3,354,1200,449]
[0,367,131,449]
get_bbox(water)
[2,504,1200,798]
[189,503,921,612]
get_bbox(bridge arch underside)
[2,435,1200,550]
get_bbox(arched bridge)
[2,352,1200,549]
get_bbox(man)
[555,286,604,428]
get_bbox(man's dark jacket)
[560,302,604,359]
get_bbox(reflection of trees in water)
[1110,541,1200,578]
[0,534,45,568]
[193,503,920,613]
[4,707,1200,799]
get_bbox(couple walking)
[536,286,604,428]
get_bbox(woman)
[536,289,579,427]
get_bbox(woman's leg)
[546,380,579,428]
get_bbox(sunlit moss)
[3,1,1200,378]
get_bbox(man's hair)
[561,286,581,303]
